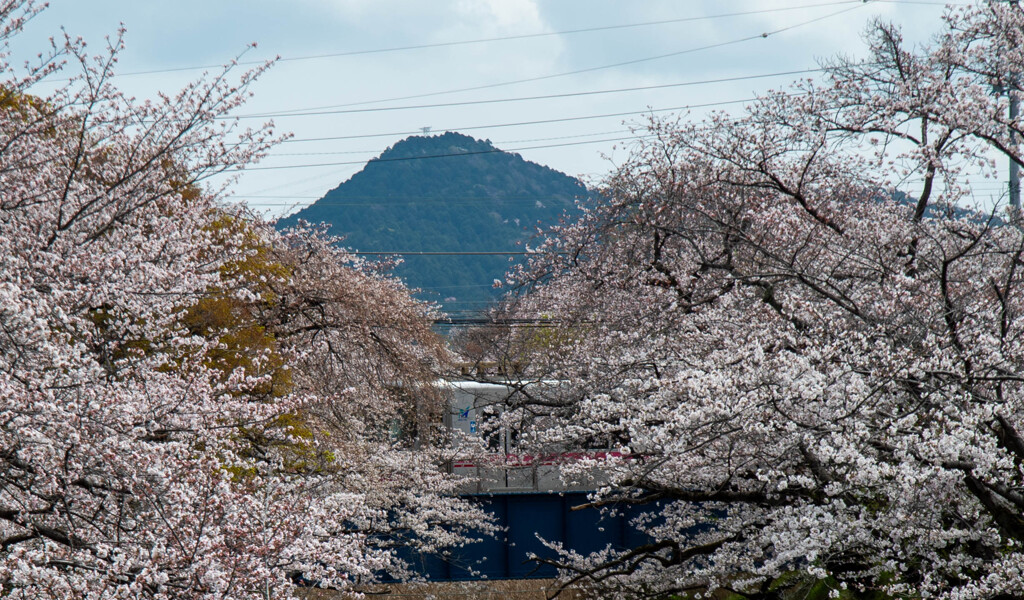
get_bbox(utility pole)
[1012,0,1021,215]
[1012,83,1020,215]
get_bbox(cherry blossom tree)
[505,3,1024,599]
[0,2,487,598]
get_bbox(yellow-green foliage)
[517,314,585,365]
[182,295,292,398]
[182,213,293,397]
[186,214,346,476]
[0,87,51,120]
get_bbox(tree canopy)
[0,3,488,598]
[500,3,1024,599]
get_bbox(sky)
[10,0,974,218]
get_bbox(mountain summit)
[277,132,588,314]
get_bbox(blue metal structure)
[384,381,659,582]
[393,491,659,582]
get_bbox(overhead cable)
[244,134,654,171]
[276,94,776,144]
[237,69,821,119]
[273,129,632,156]
[351,252,537,256]
[102,1,867,81]
[256,4,866,115]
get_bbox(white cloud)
[455,0,546,33]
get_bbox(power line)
[69,0,956,89]
[242,194,320,199]
[233,90,779,197]
[263,182,1009,209]
[433,318,558,327]
[273,129,632,156]
[237,197,586,206]
[422,283,507,290]
[318,194,583,203]
[249,5,864,117]
[90,1,868,80]
[352,252,537,256]
[873,0,970,4]
[244,134,653,171]
[243,167,360,198]
[243,91,782,173]
[238,69,821,120]
[276,94,774,144]
[228,88,800,202]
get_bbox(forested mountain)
[276,132,588,315]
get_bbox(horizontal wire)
[245,134,654,171]
[264,3,866,113]
[276,94,770,145]
[273,129,631,156]
[354,252,536,256]
[240,195,584,203]
[92,1,869,80]
[237,68,822,119]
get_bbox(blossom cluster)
[0,2,489,598]
[504,4,1024,598]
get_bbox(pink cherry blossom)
[0,2,490,598]
[505,4,1024,598]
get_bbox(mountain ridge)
[276,132,588,313]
